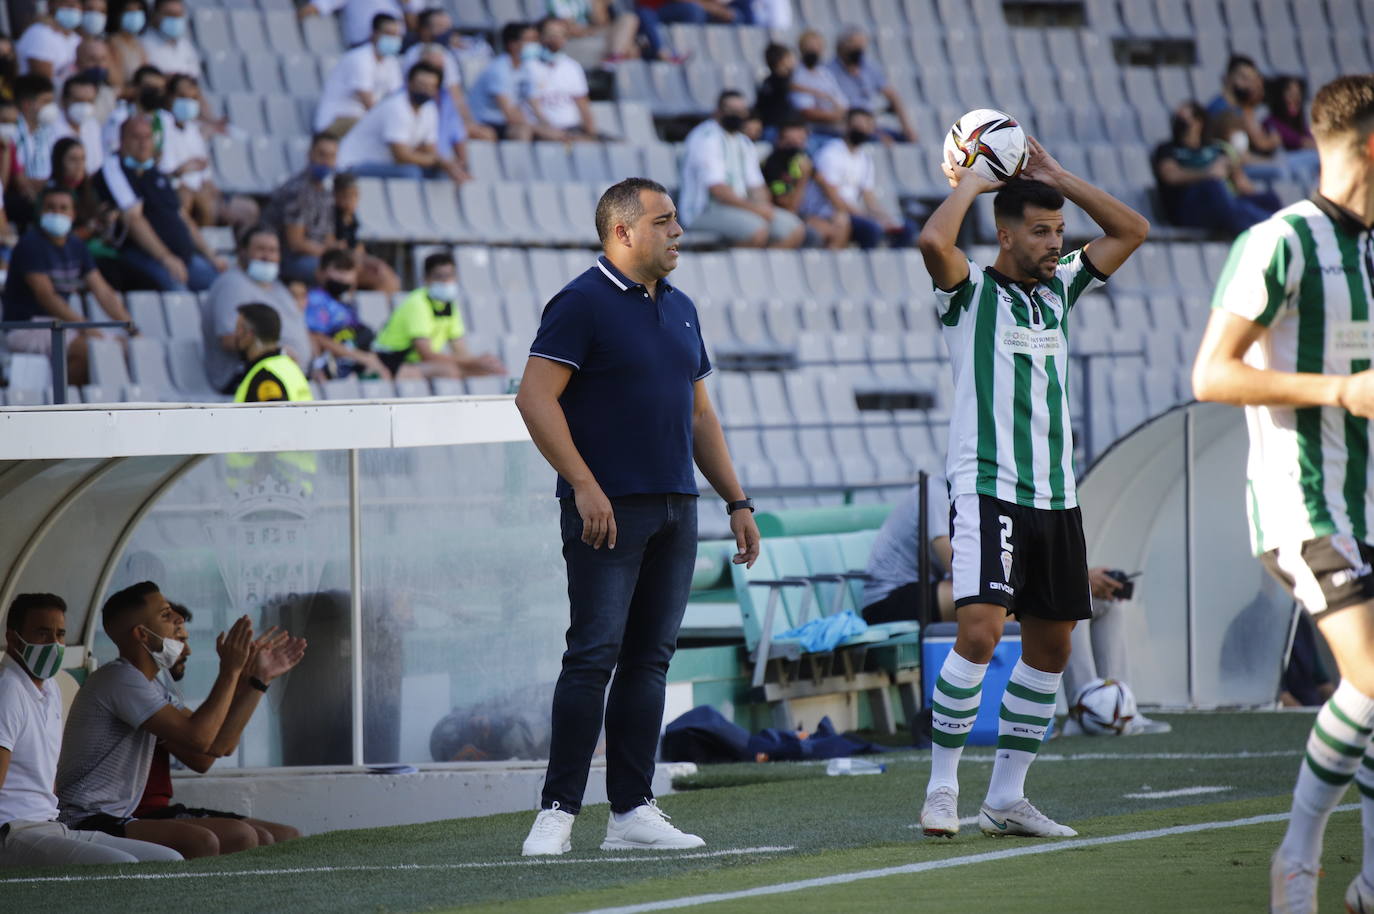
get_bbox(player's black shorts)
[949,492,1093,622]
[1261,533,1374,617]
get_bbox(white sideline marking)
[1124,786,1233,799]
[0,845,794,884]
[575,805,1360,914]
[975,750,1301,763]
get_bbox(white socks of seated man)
[1278,680,1374,870]
[927,652,1060,808]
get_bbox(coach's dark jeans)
[541,493,698,815]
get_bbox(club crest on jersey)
[1331,534,1372,577]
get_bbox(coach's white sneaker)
[978,798,1077,837]
[600,799,704,850]
[1344,873,1373,913]
[521,803,575,856]
[920,786,960,837]
[1269,850,1319,914]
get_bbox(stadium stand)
[0,0,1366,496]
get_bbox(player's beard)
[1017,249,1059,284]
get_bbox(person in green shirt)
[232,303,313,403]
[374,251,505,379]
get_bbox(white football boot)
[978,798,1077,837]
[920,786,960,837]
[1269,850,1319,914]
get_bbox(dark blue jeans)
[851,214,918,250]
[541,493,698,814]
[1163,179,1281,236]
[121,248,219,292]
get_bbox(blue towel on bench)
[777,610,869,652]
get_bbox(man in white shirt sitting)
[524,17,597,142]
[789,29,845,138]
[400,9,494,143]
[298,0,421,52]
[139,0,199,78]
[314,12,404,138]
[338,60,464,182]
[679,90,804,249]
[160,73,230,228]
[16,0,82,84]
[0,593,182,867]
[806,108,914,249]
[54,71,103,174]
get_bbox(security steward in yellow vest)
[227,302,316,492]
[232,303,313,403]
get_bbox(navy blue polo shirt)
[530,255,712,499]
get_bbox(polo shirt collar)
[985,265,1041,296]
[1311,192,1373,236]
[595,255,673,297]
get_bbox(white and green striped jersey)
[1211,196,1374,555]
[937,251,1106,510]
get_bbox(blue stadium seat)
[588,101,620,139]
[322,376,362,399]
[228,9,269,52]
[360,378,395,399]
[648,63,692,118]
[192,8,233,53]
[126,292,167,338]
[264,94,304,138]
[249,136,291,191]
[280,55,319,97]
[557,183,600,245]
[301,14,342,55]
[534,143,573,183]
[617,102,657,146]
[128,337,175,398]
[491,248,533,301]
[450,0,495,31]
[225,93,267,137]
[641,143,677,189]
[498,141,536,182]
[425,185,470,241]
[384,179,440,241]
[355,291,390,330]
[603,144,643,183]
[487,182,538,244]
[211,134,259,195]
[246,57,287,95]
[455,246,500,302]
[86,338,131,391]
[571,143,611,183]
[205,51,248,93]
[355,177,405,240]
[465,141,501,182]
[395,379,431,398]
[264,10,305,54]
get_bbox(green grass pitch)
[2,711,1363,913]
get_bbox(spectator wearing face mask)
[107,0,148,88]
[265,133,340,285]
[330,172,400,294]
[338,61,465,182]
[789,30,845,136]
[201,224,311,394]
[16,0,82,83]
[468,21,538,141]
[48,137,108,243]
[53,71,102,174]
[304,247,391,380]
[73,37,117,123]
[313,13,404,139]
[2,184,133,386]
[679,90,805,249]
[805,107,915,249]
[825,27,915,143]
[138,0,197,78]
[79,0,108,39]
[102,64,165,161]
[522,17,597,142]
[1205,54,1281,182]
[158,73,221,226]
[298,0,423,52]
[373,250,504,379]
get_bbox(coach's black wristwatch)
[726,498,755,516]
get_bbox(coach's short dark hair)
[423,251,455,277]
[993,179,1065,223]
[1312,75,1374,148]
[6,593,66,632]
[595,177,669,244]
[101,581,160,637]
[237,302,281,343]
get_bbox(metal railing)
[0,320,133,404]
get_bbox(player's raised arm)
[916,162,1000,290]
[1020,136,1149,276]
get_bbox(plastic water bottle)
[826,757,886,776]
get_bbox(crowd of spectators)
[1154,54,1319,237]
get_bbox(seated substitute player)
[916,137,1148,839]
[1191,74,1374,914]
[134,602,302,846]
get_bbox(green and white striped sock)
[984,659,1060,810]
[927,650,987,796]
[1278,681,1374,868]
[1358,742,1374,890]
